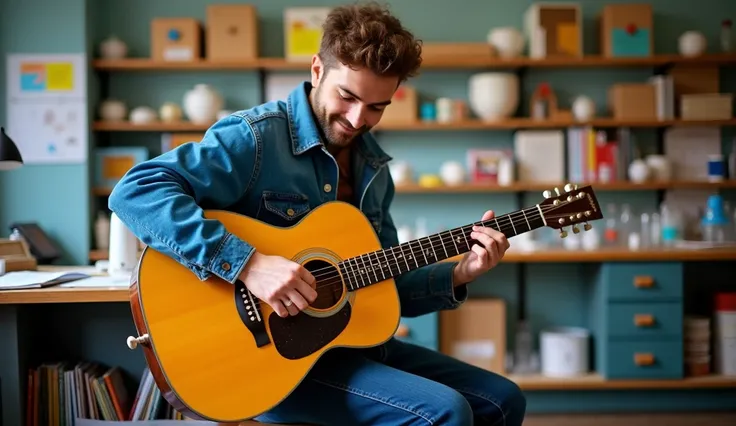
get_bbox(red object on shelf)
[715,292,736,311]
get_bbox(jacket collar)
[286,81,392,168]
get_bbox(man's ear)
[310,54,324,87]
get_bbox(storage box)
[380,85,417,124]
[669,65,720,96]
[284,7,331,62]
[524,2,583,58]
[440,299,506,373]
[95,147,149,188]
[608,83,657,120]
[206,4,259,61]
[681,93,733,120]
[151,18,202,62]
[599,4,653,57]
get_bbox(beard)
[312,85,369,148]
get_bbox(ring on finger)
[284,299,293,307]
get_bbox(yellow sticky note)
[45,62,74,91]
[289,25,321,57]
[556,23,579,56]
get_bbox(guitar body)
[129,201,401,422]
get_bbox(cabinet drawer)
[603,339,683,379]
[601,262,682,301]
[607,302,683,339]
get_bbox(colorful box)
[524,2,583,58]
[95,147,148,189]
[151,18,202,62]
[206,4,259,61]
[599,4,653,57]
[284,7,331,62]
[380,85,417,124]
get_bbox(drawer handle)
[634,352,655,366]
[634,314,655,327]
[633,275,654,288]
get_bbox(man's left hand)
[453,210,510,286]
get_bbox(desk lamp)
[0,127,24,170]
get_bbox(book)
[0,270,89,290]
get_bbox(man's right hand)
[237,251,318,318]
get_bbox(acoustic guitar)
[125,183,602,422]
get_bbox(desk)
[2,252,736,425]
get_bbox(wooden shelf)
[501,246,736,262]
[91,54,736,72]
[92,120,212,131]
[375,118,736,131]
[508,373,736,390]
[395,180,736,193]
[0,287,129,304]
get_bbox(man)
[109,2,526,425]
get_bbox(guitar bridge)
[234,279,271,348]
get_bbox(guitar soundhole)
[304,259,344,310]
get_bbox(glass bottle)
[722,19,733,52]
[604,204,619,247]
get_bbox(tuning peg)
[543,190,552,199]
[564,183,575,192]
[572,225,580,234]
[584,223,592,231]
[559,229,568,238]
[554,187,561,196]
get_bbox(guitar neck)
[338,205,547,291]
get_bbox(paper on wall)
[5,53,88,164]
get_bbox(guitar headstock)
[538,183,604,238]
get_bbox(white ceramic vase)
[99,35,128,59]
[99,99,127,121]
[678,31,707,57]
[487,27,525,58]
[468,73,519,120]
[572,96,595,121]
[183,84,223,124]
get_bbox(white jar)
[183,84,224,124]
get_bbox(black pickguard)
[268,302,351,360]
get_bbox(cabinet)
[590,262,684,379]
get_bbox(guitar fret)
[344,260,356,290]
[494,218,500,232]
[398,244,410,271]
[509,215,517,235]
[521,208,531,231]
[353,257,366,288]
[460,226,470,251]
[419,237,429,265]
[449,229,459,256]
[376,251,387,280]
[410,240,420,268]
[428,236,438,261]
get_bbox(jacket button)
[222,262,231,271]
[286,208,295,216]
[323,184,332,192]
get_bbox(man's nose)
[345,105,365,129]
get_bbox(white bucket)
[540,326,590,377]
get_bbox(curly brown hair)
[318,2,423,83]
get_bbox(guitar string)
[241,203,586,308]
[301,201,580,281]
[244,210,584,310]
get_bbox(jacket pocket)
[258,190,311,223]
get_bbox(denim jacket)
[108,81,467,318]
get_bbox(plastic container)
[701,195,732,242]
[715,292,736,375]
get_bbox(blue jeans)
[254,338,526,425]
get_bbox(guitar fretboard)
[338,205,546,291]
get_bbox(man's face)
[310,55,398,148]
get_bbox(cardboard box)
[681,93,733,120]
[380,85,417,124]
[608,83,657,120]
[440,298,506,373]
[151,18,202,62]
[206,4,259,61]
[599,4,653,57]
